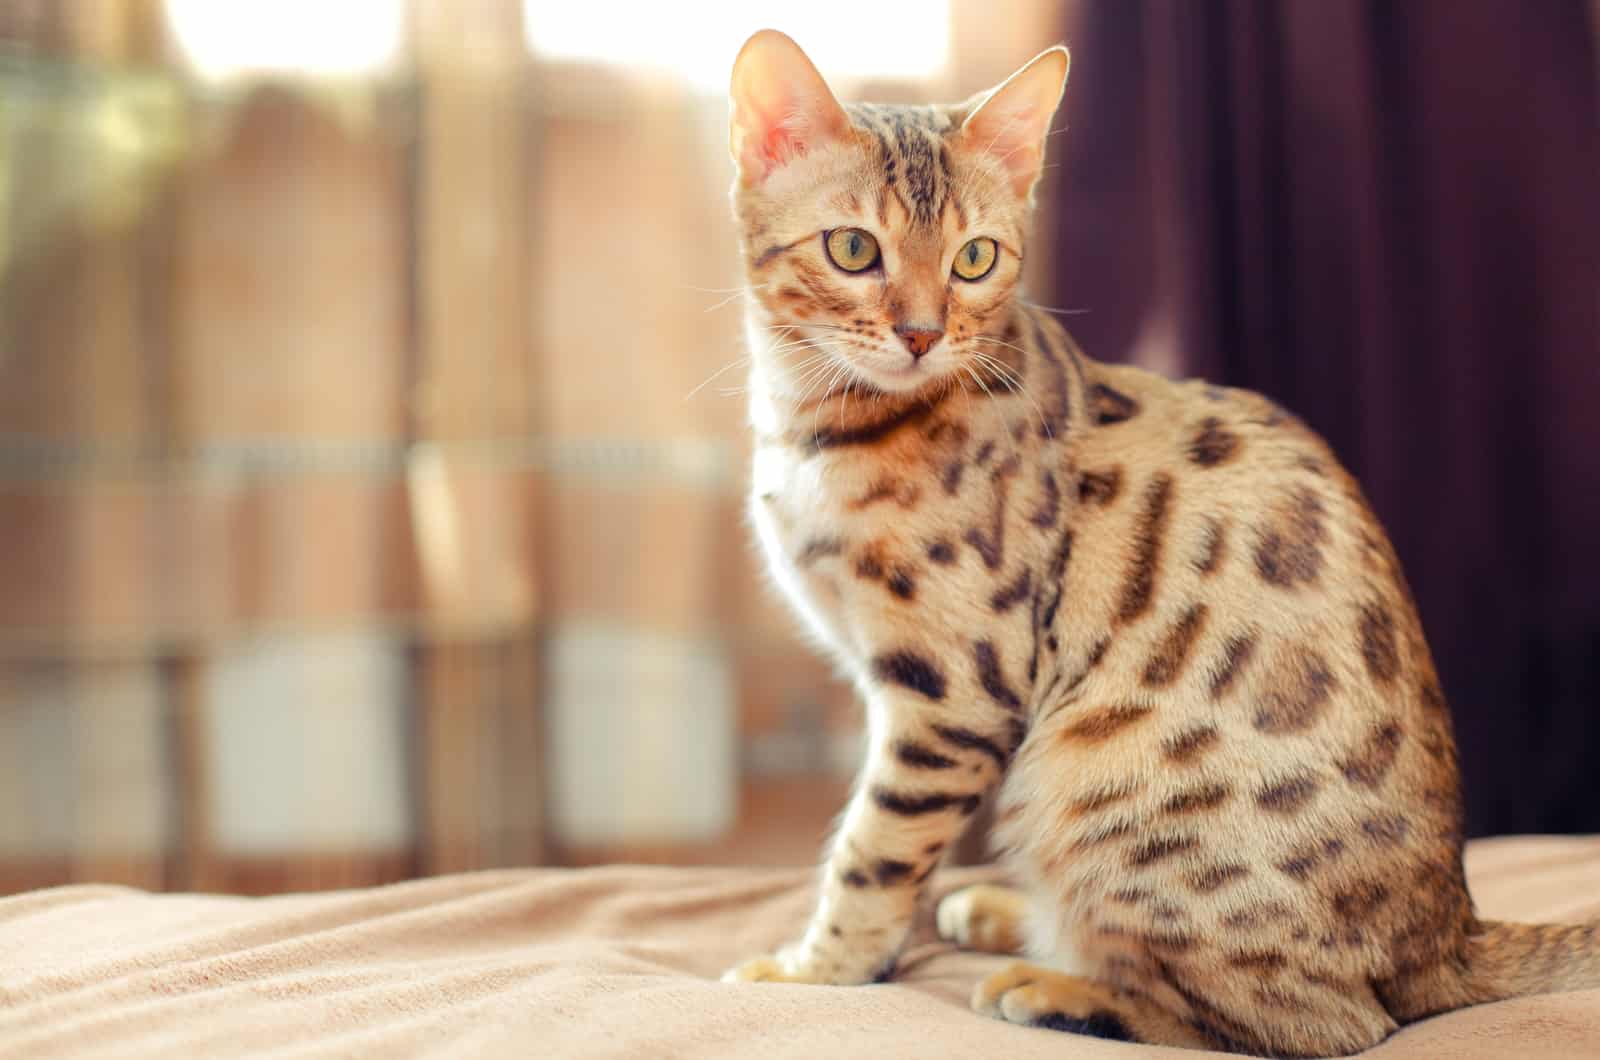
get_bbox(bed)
[2,836,1596,1058]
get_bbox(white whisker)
[1021,300,1091,317]
[684,356,750,400]
[968,349,1052,438]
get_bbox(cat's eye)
[824,228,880,273]
[952,237,998,281]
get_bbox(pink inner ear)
[742,99,833,181]
[761,120,802,171]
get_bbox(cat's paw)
[721,946,891,985]
[936,884,1028,954]
[972,962,1134,1041]
[974,962,1065,1023]
[721,953,824,985]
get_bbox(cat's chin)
[850,360,942,395]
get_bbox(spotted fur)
[720,30,1600,1058]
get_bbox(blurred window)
[522,0,950,90]
[165,0,406,80]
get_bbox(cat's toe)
[971,961,1038,1018]
[937,884,1027,953]
[997,982,1059,1025]
[936,887,978,946]
[972,963,1136,1041]
[722,955,792,983]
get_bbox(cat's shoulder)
[1074,357,1352,499]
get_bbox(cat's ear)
[729,29,853,185]
[960,46,1071,198]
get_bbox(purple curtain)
[1048,0,1600,837]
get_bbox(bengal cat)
[718,29,1600,1057]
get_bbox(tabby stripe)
[1358,603,1400,683]
[1004,714,1029,754]
[1256,774,1321,814]
[941,460,965,494]
[1078,467,1125,507]
[1029,469,1061,528]
[893,740,958,770]
[1161,782,1233,816]
[1071,784,1138,815]
[1195,517,1227,575]
[962,454,1020,569]
[1049,534,1076,597]
[990,568,1032,613]
[886,567,916,600]
[1088,382,1141,426]
[1141,603,1210,687]
[1188,417,1242,467]
[1116,474,1174,624]
[1127,834,1200,868]
[1228,950,1288,972]
[930,723,1009,769]
[1027,312,1072,435]
[1253,647,1337,734]
[1162,724,1219,764]
[871,651,947,701]
[870,787,981,816]
[873,858,916,885]
[806,393,946,451]
[1338,720,1404,788]
[1208,632,1258,700]
[974,640,1024,712]
[1275,837,1346,881]
[1060,704,1154,744]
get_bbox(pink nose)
[894,325,944,359]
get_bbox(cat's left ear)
[729,29,854,186]
[960,46,1071,198]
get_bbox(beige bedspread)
[2,837,1597,1058]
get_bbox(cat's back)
[999,353,1474,1043]
[1064,356,1428,670]
[1042,353,1462,818]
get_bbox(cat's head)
[729,29,1068,400]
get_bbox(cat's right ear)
[729,30,852,186]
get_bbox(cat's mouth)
[846,348,947,394]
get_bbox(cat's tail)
[1466,920,1600,1003]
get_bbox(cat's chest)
[749,441,955,661]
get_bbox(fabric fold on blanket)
[2,836,1597,1058]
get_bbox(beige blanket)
[2,837,1597,1058]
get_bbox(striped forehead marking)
[847,104,957,228]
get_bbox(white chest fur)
[750,441,863,671]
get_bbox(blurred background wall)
[0,0,1595,896]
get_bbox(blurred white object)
[546,623,734,845]
[165,0,406,80]
[206,631,413,853]
[523,0,949,90]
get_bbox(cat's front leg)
[723,685,1016,986]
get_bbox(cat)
[717,28,1600,1058]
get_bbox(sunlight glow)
[522,1,950,89]
[165,0,406,80]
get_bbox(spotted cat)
[719,29,1600,1057]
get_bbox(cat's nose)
[894,325,944,359]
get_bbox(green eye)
[953,237,998,281]
[824,228,880,272]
